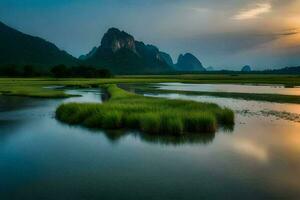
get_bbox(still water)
[157,82,300,95]
[1,85,300,199]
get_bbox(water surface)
[1,85,300,199]
[157,82,300,95]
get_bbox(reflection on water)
[96,130,216,146]
[157,82,300,96]
[0,96,44,112]
[0,85,300,199]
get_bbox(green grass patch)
[56,84,234,135]
[1,75,300,98]
[0,85,77,98]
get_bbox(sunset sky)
[1,0,300,70]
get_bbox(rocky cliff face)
[176,53,206,71]
[135,42,171,65]
[101,28,137,53]
[85,28,173,74]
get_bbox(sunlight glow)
[233,3,271,20]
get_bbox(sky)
[1,0,300,70]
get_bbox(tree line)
[0,64,112,78]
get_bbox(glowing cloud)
[233,3,272,20]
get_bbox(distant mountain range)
[264,66,300,74]
[80,29,206,73]
[0,21,206,74]
[80,28,173,74]
[175,53,206,71]
[2,21,300,75]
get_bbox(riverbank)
[1,75,299,101]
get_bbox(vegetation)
[56,84,234,134]
[0,74,300,99]
[51,65,112,78]
[0,65,41,77]
[0,64,112,78]
[0,85,77,98]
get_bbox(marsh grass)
[0,85,77,98]
[56,84,234,134]
[1,74,300,98]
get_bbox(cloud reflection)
[233,139,269,162]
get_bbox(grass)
[1,75,298,134]
[0,85,78,98]
[56,84,234,135]
[0,75,300,101]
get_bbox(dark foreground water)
[1,86,300,200]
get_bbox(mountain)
[241,65,252,72]
[0,21,202,74]
[85,28,173,74]
[0,21,78,67]
[159,52,174,67]
[206,66,214,71]
[79,47,97,60]
[175,53,206,71]
[264,66,300,74]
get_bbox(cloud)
[233,3,272,20]
[187,7,210,13]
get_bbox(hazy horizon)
[1,0,300,70]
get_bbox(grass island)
[56,84,234,135]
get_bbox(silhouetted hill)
[241,65,252,72]
[0,22,207,75]
[0,21,78,67]
[159,52,174,67]
[79,47,97,60]
[85,28,173,74]
[175,53,206,71]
